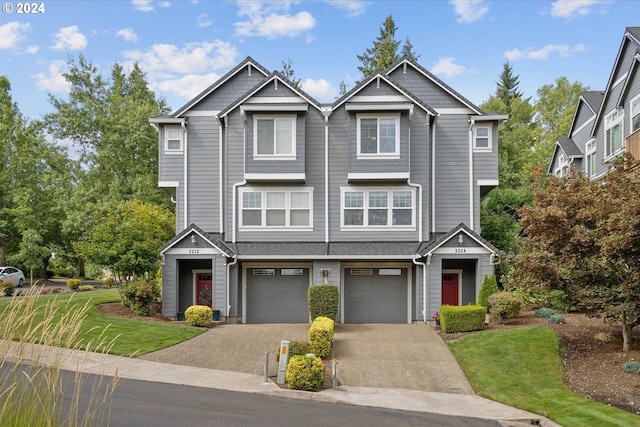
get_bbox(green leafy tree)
[357,15,418,78]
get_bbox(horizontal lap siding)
[410,109,430,242]
[435,114,469,231]
[187,117,219,231]
[192,71,267,110]
[388,67,468,109]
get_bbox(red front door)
[195,272,213,308]
[442,273,459,305]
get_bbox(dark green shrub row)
[308,285,339,321]
[286,355,324,391]
[122,280,160,316]
[308,316,334,357]
[440,305,485,333]
[488,292,522,324]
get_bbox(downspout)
[412,255,428,323]
[182,120,188,230]
[226,255,238,320]
[431,115,439,233]
[232,110,248,244]
[406,106,423,240]
[219,117,225,234]
[468,118,474,230]
[323,110,331,246]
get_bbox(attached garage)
[343,266,409,323]
[244,266,310,323]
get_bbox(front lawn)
[447,327,640,427]
[0,289,204,356]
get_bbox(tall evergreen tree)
[495,62,523,113]
[280,59,301,87]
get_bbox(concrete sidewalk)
[2,329,560,427]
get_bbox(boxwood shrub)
[440,305,485,333]
[285,355,324,391]
[185,305,212,327]
[308,285,339,321]
[308,316,334,357]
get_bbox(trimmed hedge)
[67,278,81,291]
[308,316,334,357]
[185,305,212,327]
[308,285,339,321]
[286,355,324,391]
[440,305,486,333]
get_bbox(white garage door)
[344,267,408,323]
[246,267,309,323]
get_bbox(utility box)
[276,340,290,384]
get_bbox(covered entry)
[244,265,310,323]
[343,266,409,323]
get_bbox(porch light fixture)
[457,234,464,245]
[191,234,197,245]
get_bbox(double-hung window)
[165,126,183,153]
[604,108,624,158]
[254,115,296,158]
[631,95,640,133]
[241,189,311,228]
[473,125,491,150]
[357,113,400,158]
[342,188,414,228]
[585,139,596,178]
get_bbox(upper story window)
[241,188,311,228]
[631,95,640,133]
[554,153,569,177]
[341,187,414,229]
[585,139,596,178]
[604,107,624,158]
[357,113,400,158]
[473,125,492,151]
[165,126,183,153]
[254,115,296,159]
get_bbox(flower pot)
[212,309,220,321]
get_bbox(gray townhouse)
[549,27,640,178]
[150,56,506,324]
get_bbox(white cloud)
[117,28,138,42]
[51,25,87,51]
[234,1,316,38]
[26,45,39,54]
[123,40,238,75]
[450,0,489,23]
[431,57,467,77]
[131,0,153,11]
[324,0,367,17]
[551,0,602,19]
[197,13,213,28]
[0,22,31,49]
[32,60,70,92]
[155,72,222,99]
[505,43,586,61]
[300,78,335,103]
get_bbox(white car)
[0,267,25,287]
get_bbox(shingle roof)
[417,223,498,257]
[557,137,583,158]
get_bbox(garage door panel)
[246,268,309,323]
[345,268,407,323]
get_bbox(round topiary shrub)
[185,305,213,327]
[285,355,324,391]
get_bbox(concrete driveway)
[140,323,473,394]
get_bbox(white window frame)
[473,125,492,151]
[253,114,296,159]
[164,126,183,153]
[585,139,597,178]
[356,113,400,159]
[554,153,569,177]
[630,94,640,134]
[340,187,415,230]
[604,107,624,159]
[239,187,312,230]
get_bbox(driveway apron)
[332,324,474,394]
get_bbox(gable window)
[357,113,400,158]
[473,125,491,150]
[341,188,414,228]
[585,139,596,177]
[554,153,569,177]
[165,126,183,153]
[631,96,640,133]
[605,108,624,158]
[241,188,311,228]
[254,115,296,158]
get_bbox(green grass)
[447,327,640,427]
[0,289,205,356]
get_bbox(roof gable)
[161,224,234,257]
[417,223,497,257]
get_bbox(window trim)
[585,138,596,178]
[630,94,640,134]
[356,113,400,159]
[604,107,624,159]
[340,187,415,230]
[473,125,492,151]
[253,114,297,160]
[239,187,312,230]
[164,126,183,153]
[554,153,569,177]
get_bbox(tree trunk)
[0,233,5,266]
[622,323,632,352]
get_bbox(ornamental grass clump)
[185,305,212,327]
[285,355,324,391]
[0,290,118,426]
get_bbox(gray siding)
[388,66,469,109]
[192,70,267,111]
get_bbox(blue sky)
[1,0,638,121]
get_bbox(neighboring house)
[549,27,640,178]
[150,56,506,324]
